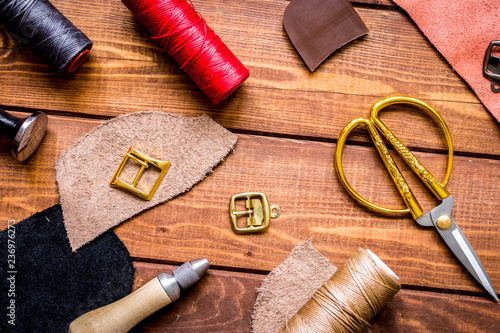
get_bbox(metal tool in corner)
[483,40,500,93]
[0,108,48,161]
[334,96,498,301]
[229,192,281,234]
[69,258,210,333]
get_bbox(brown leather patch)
[284,0,368,71]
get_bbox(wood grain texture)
[0,0,499,331]
[0,114,498,296]
[130,262,260,333]
[129,261,500,332]
[0,1,499,156]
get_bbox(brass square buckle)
[229,192,280,234]
[109,147,170,200]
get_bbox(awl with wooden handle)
[69,257,210,333]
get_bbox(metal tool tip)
[190,257,210,278]
[482,281,499,302]
[173,258,210,289]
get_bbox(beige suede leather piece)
[251,239,337,333]
[55,112,237,251]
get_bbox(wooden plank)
[129,261,500,332]
[130,262,259,332]
[1,1,498,332]
[0,114,498,295]
[1,1,499,156]
[115,137,500,294]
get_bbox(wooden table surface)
[1,0,499,332]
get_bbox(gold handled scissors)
[334,96,498,301]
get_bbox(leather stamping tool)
[0,108,48,161]
[229,192,281,234]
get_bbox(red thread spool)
[122,0,250,104]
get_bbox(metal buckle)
[109,147,170,200]
[483,40,500,93]
[229,192,280,234]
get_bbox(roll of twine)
[280,248,401,333]
[122,0,250,104]
[0,0,93,73]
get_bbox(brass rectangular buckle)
[229,192,280,234]
[109,147,170,200]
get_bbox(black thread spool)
[0,0,93,74]
[0,108,48,161]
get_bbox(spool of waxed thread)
[122,0,250,104]
[280,248,401,333]
[0,0,93,74]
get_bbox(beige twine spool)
[280,248,401,333]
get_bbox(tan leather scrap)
[55,112,237,251]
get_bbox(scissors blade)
[429,196,499,301]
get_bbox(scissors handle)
[335,96,453,219]
[371,97,452,201]
[335,117,424,218]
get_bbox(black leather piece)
[0,204,134,332]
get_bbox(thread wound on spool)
[122,0,249,104]
[0,0,93,74]
[280,248,401,333]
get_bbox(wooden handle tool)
[69,258,210,333]
[0,108,48,161]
